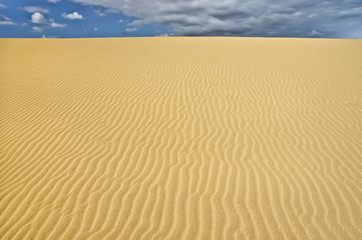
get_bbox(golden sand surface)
[0,37,361,240]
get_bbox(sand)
[0,37,361,240]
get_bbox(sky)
[0,0,361,38]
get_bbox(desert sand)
[0,37,361,239]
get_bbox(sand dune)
[0,37,361,239]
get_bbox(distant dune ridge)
[0,37,361,239]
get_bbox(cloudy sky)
[0,0,361,38]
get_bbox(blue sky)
[0,0,170,38]
[0,0,361,38]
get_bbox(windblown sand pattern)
[0,37,361,240]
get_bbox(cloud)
[33,26,44,32]
[128,20,144,26]
[62,12,83,20]
[48,0,61,3]
[30,13,67,31]
[94,8,121,16]
[31,12,47,24]
[125,27,137,32]
[0,15,16,25]
[156,33,169,37]
[0,4,6,9]
[309,30,323,38]
[94,9,105,16]
[119,19,124,23]
[72,0,362,38]
[339,6,362,18]
[93,27,98,31]
[105,8,121,14]
[50,22,67,28]
[21,6,49,14]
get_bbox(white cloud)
[48,0,61,3]
[0,4,6,9]
[126,27,137,32]
[33,26,44,32]
[0,15,16,25]
[62,12,83,20]
[93,27,98,31]
[31,12,46,24]
[128,19,144,26]
[51,22,67,28]
[30,13,67,30]
[21,6,49,14]
[49,18,67,28]
[119,19,124,23]
[94,9,105,16]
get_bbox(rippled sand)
[0,37,361,240]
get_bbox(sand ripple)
[0,37,361,239]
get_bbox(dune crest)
[0,37,361,240]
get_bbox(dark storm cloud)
[72,0,362,38]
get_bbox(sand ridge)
[0,37,361,239]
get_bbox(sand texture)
[0,37,361,239]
